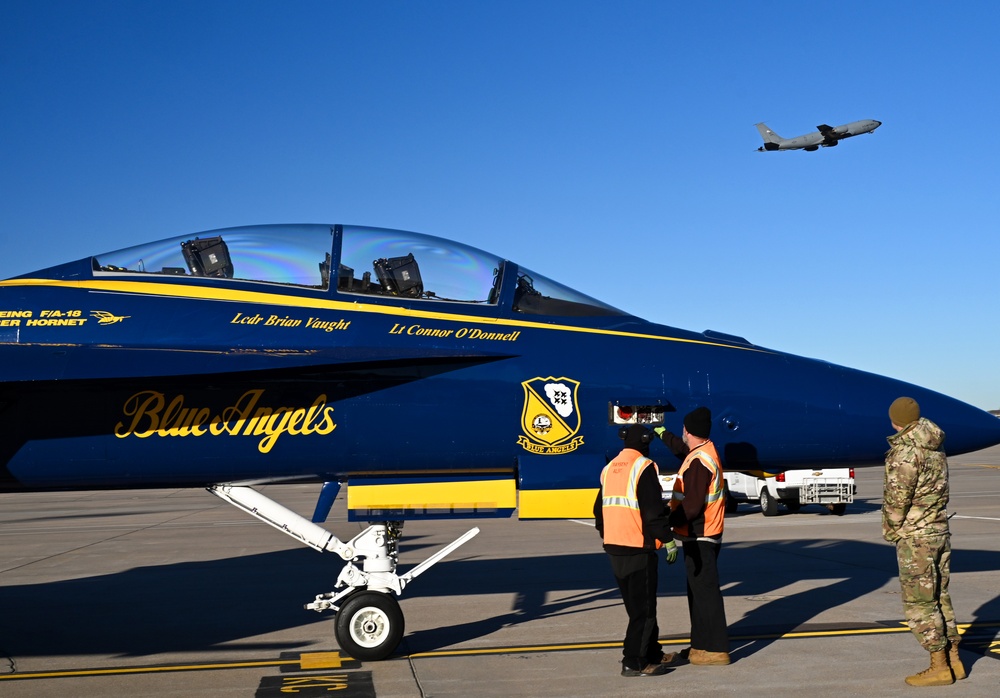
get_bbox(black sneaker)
[621,663,668,677]
[660,648,690,666]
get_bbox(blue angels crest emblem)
[518,376,584,455]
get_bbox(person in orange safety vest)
[653,406,731,666]
[594,424,678,677]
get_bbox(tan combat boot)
[689,648,731,665]
[905,649,954,686]
[948,641,966,680]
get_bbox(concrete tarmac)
[1,445,999,697]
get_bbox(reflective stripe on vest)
[671,440,725,539]
[600,449,660,549]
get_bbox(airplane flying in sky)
[1,223,997,660]
[756,119,882,151]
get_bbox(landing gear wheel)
[759,487,778,517]
[334,591,404,661]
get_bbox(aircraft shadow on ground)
[0,537,996,662]
[709,539,1000,666]
[0,547,334,659]
[402,539,1000,659]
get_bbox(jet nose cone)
[837,367,1000,461]
[942,402,1000,455]
[896,388,1000,456]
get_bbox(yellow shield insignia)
[518,377,584,455]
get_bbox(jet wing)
[816,124,841,147]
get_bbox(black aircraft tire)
[759,487,778,517]
[334,591,404,661]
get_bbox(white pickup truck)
[722,468,856,516]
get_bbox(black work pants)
[609,551,662,669]
[682,540,729,653]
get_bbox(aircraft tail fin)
[755,122,783,151]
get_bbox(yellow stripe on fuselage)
[347,478,517,511]
[0,277,768,351]
[519,488,599,519]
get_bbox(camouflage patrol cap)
[889,397,920,426]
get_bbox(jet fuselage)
[1,224,996,507]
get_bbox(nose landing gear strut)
[208,485,479,660]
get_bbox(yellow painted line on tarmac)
[408,641,625,658]
[0,659,300,681]
[405,629,905,659]
[406,621,995,659]
[2,623,996,680]
[0,652,343,682]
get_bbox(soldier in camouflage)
[882,396,965,686]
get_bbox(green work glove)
[653,426,667,438]
[663,540,678,564]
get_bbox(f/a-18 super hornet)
[1,222,995,660]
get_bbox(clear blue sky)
[2,1,998,410]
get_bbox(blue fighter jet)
[1,223,997,659]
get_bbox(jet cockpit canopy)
[91,223,627,317]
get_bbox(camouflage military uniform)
[882,417,959,652]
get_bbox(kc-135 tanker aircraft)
[756,119,881,151]
[2,223,998,660]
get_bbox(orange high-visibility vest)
[600,448,661,549]
[670,440,724,539]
